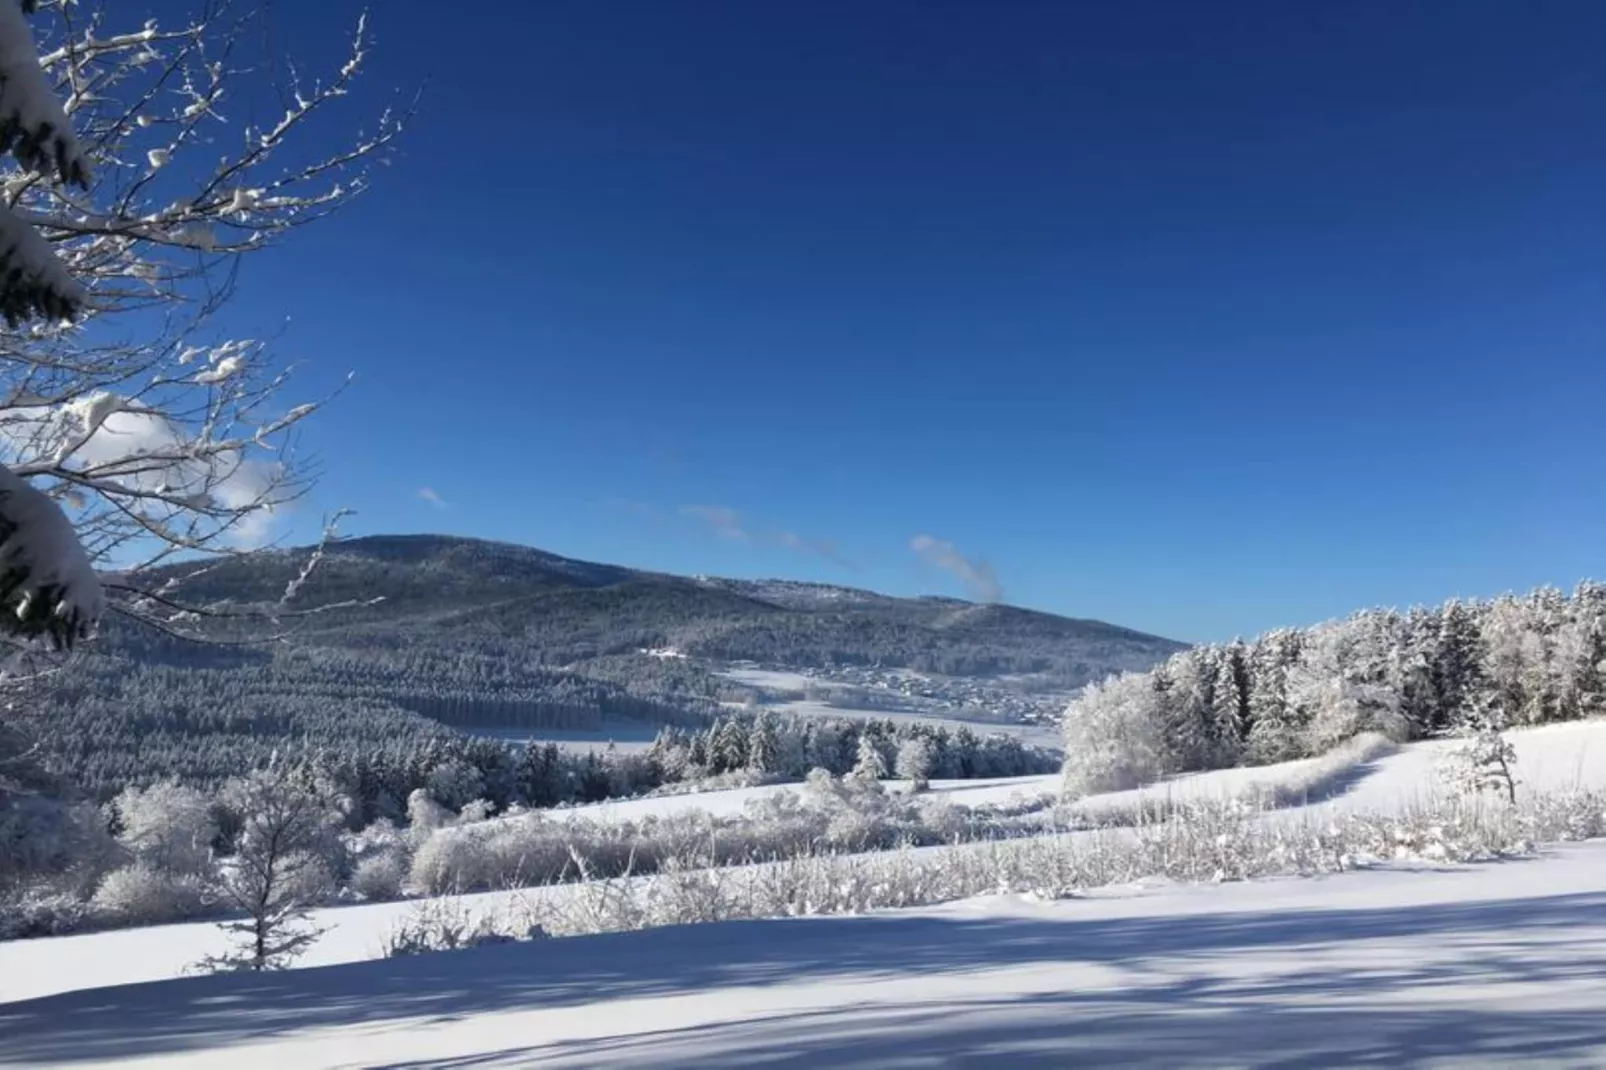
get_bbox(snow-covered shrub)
[1061,672,1168,796]
[110,780,218,879]
[405,789,455,842]
[516,785,1606,945]
[408,813,578,895]
[91,861,211,926]
[1438,723,1519,804]
[0,793,120,898]
[406,767,1008,898]
[342,817,411,901]
[1249,731,1395,808]
[895,737,936,791]
[0,887,94,939]
[381,896,545,957]
[350,849,410,902]
[912,794,966,841]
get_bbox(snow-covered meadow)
[6,839,1606,1068]
[525,714,1603,828]
[5,717,1606,1066]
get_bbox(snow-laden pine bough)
[0,0,101,648]
[0,0,90,324]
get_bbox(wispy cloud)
[418,486,449,510]
[779,530,858,571]
[676,503,855,569]
[910,534,1002,603]
[681,504,749,541]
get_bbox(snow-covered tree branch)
[0,0,406,648]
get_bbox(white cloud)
[681,504,749,541]
[0,392,286,551]
[677,504,854,569]
[779,529,857,571]
[910,534,1002,603]
[418,486,449,509]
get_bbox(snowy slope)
[548,717,1606,826]
[544,772,1063,826]
[1081,717,1606,819]
[6,719,1605,1011]
[5,841,1606,1068]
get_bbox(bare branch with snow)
[0,0,408,645]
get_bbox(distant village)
[777,663,1069,727]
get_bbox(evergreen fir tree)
[851,731,887,781]
[1161,649,1216,772]
[747,712,779,773]
[1209,642,1251,763]
[1245,630,1302,764]
[1433,599,1484,731]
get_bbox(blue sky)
[162,0,1603,643]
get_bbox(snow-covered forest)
[0,705,1057,939]
[1065,583,1606,794]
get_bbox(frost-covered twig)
[0,1,409,647]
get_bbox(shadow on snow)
[4,885,1606,1066]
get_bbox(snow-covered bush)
[110,780,218,879]
[0,791,119,898]
[1439,722,1519,804]
[0,887,94,939]
[90,861,210,926]
[1071,731,1398,831]
[343,817,411,901]
[1061,672,1167,796]
[895,737,936,791]
[405,789,456,842]
[522,785,1606,944]
[407,769,1001,897]
[408,812,578,896]
[350,849,411,903]
[381,895,545,958]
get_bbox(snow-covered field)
[6,842,1606,1068]
[5,719,1606,1067]
[1082,718,1604,820]
[544,716,1604,828]
[716,667,825,692]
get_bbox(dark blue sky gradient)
[153,0,1605,641]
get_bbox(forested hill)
[36,534,1184,797]
[128,534,1183,678]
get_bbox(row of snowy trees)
[1064,583,1606,794]
[6,760,348,970]
[6,705,1058,914]
[646,711,1057,785]
[4,712,1057,943]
